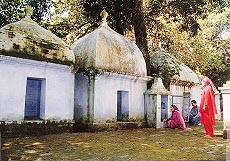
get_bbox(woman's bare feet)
[184,128,192,131]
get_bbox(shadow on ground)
[1,121,227,160]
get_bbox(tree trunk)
[132,0,151,78]
[114,1,124,35]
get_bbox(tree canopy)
[0,0,53,28]
[1,0,230,87]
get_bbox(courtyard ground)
[1,122,227,161]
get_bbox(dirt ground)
[1,122,227,161]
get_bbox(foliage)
[0,0,53,28]
[145,0,204,39]
[41,0,134,45]
[144,0,229,51]
[194,7,230,86]
[0,0,26,28]
[41,0,88,44]
[1,0,230,86]
[25,0,53,22]
[80,0,133,36]
[145,0,230,86]
[145,0,207,85]
[150,48,181,89]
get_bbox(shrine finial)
[25,6,33,18]
[100,9,108,26]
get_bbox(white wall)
[0,56,74,121]
[170,85,184,112]
[190,85,202,105]
[93,73,148,122]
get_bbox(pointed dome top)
[0,7,75,65]
[100,9,108,26]
[71,10,147,76]
[25,6,33,17]
[147,77,170,95]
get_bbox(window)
[117,91,129,121]
[24,78,45,120]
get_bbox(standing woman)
[199,77,217,137]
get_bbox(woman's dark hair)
[191,100,196,104]
[171,105,179,111]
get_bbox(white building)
[151,47,201,119]
[151,47,222,121]
[1,8,221,134]
[71,10,151,129]
[0,7,75,121]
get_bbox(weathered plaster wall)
[170,85,184,112]
[190,85,202,105]
[0,56,74,121]
[144,94,156,127]
[93,73,147,122]
[74,72,148,123]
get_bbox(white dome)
[0,9,74,65]
[152,48,199,86]
[71,15,147,76]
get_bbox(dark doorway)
[117,91,129,121]
[183,92,190,121]
[161,95,168,121]
[24,78,42,120]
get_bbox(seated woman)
[163,105,191,131]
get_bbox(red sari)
[199,77,217,137]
